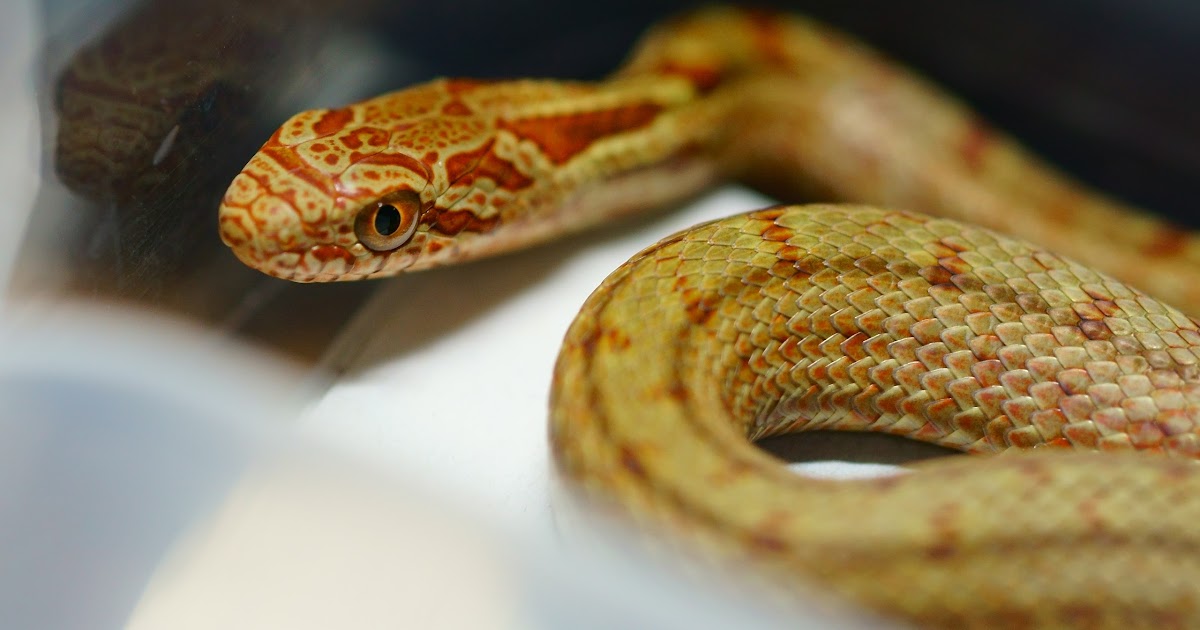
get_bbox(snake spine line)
[219,7,1200,627]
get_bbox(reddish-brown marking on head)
[500,103,664,164]
[354,150,435,181]
[313,108,354,136]
[219,214,250,247]
[441,100,473,116]
[310,244,355,265]
[443,139,534,192]
[423,208,500,236]
[443,142,486,182]
[259,144,332,195]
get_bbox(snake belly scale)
[218,7,1200,627]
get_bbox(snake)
[219,7,1200,627]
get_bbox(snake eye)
[355,190,420,251]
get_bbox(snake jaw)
[218,192,443,281]
[218,216,372,282]
[218,182,437,281]
[218,192,432,282]
[224,242,376,282]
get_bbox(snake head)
[219,80,531,282]
[219,77,699,281]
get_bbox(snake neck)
[218,7,856,281]
[616,6,1200,316]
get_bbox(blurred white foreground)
[0,1,890,626]
[0,301,889,629]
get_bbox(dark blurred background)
[383,0,1200,221]
[28,0,1200,360]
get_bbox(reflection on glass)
[38,0,400,358]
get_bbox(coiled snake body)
[220,8,1200,627]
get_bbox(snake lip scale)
[219,6,1200,627]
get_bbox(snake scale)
[219,7,1200,627]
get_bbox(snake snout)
[218,203,353,282]
[218,185,406,282]
[217,145,359,279]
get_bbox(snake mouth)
[231,242,425,282]
[253,244,367,282]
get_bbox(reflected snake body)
[220,7,1200,626]
[55,0,327,202]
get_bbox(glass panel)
[2,1,1198,627]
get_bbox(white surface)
[304,188,772,532]
[0,299,871,630]
[0,300,533,630]
[304,187,905,536]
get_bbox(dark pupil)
[375,204,402,235]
